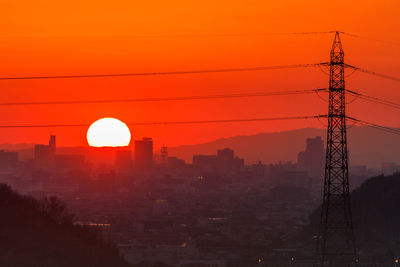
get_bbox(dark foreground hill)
[306,173,400,264]
[0,184,129,267]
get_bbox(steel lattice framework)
[315,32,357,266]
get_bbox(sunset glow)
[1,1,400,147]
[2,1,400,266]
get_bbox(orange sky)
[1,0,400,148]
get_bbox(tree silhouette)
[0,184,129,267]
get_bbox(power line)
[0,63,324,81]
[9,31,400,46]
[0,88,327,106]
[0,115,326,128]
[347,117,400,136]
[347,90,400,110]
[340,31,400,47]
[0,31,337,40]
[346,65,400,82]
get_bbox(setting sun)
[87,118,131,147]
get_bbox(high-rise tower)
[134,137,153,169]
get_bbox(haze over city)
[0,1,400,267]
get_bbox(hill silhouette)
[167,126,400,168]
[307,173,400,264]
[0,184,129,267]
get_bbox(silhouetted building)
[167,156,185,168]
[297,136,325,178]
[349,165,368,177]
[217,148,233,171]
[232,156,245,171]
[34,135,56,170]
[0,150,18,172]
[193,155,217,171]
[250,161,267,178]
[115,149,133,173]
[55,154,85,171]
[217,148,244,173]
[270,185,311,202]
[217,148,234,163]
[194,148,244,173]
[80,172,116,195]
[382,162,399,176]
[49,135,56,154]
[160,146,168,165]
[135,137,153,169]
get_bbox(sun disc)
[87,118,131,147]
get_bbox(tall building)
[217,148,234,168]
[135,137,153,169]
[193,148,244,173]
[55,154,85,171]
[297,136,325,178]
[115,149,133,173]
[34,135,56,170]
[193,155,217,171]
[49,135,56,154]
[217,148,244,172]
[167,156,185,168]
[160,146,168,165]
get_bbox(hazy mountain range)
[1,126,399,168]
[167,127,400,168]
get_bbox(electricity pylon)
[315,31,357,267]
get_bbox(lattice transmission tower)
[315,31,357,266]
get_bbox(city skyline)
[2,1,400,266]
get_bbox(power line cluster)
[0,115,326,128]
[0,88,327,106]
[318,63,400,83]
[347,90,400,110]
[0,31,398,136]
[353,67,400,82]
[347,117,400,136]
[0,31,337,40]
[340,31,400,47]
[0,63,399,85]
[3,31,399,48]
[0,63,322,81]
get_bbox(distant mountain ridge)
[0,143,34,151]
[167,127,400,168]
[2,126,399,168]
